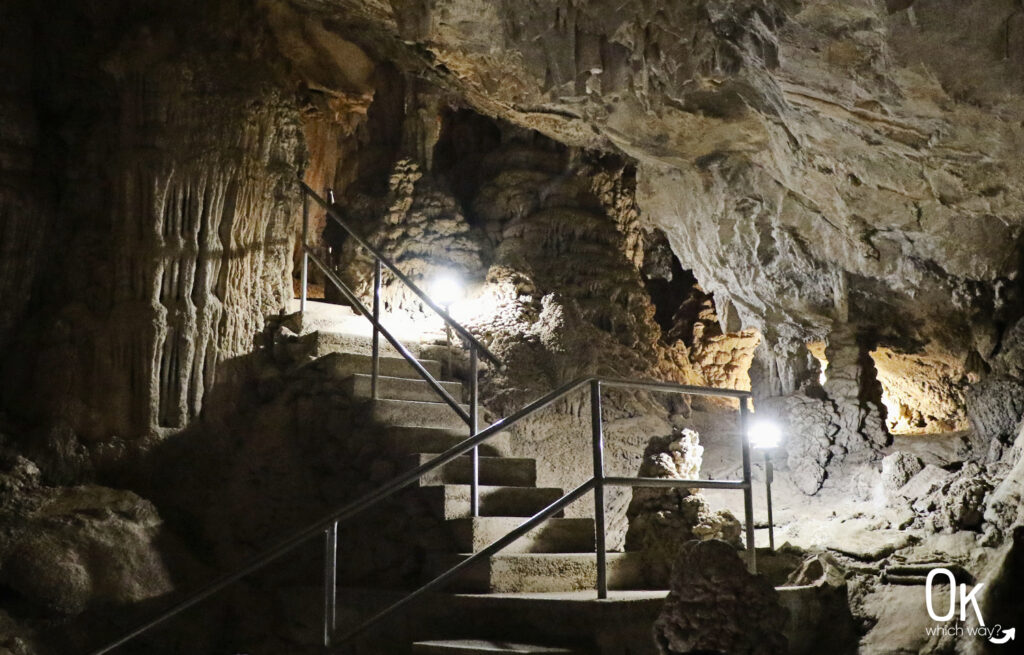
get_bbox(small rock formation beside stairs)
[625,430,742,585]
[653,539,788,655]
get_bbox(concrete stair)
[422,485,566,519]
[369,398,471,430]
[380,426,511,457]
[294,314,653,653]
[413,640,584,654]
[323,351,445,381]
[426,552,650,593]
[346,372,464,402]
[448,517,595,554]
[413,454,537,487]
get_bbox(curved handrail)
[85,376,752,654]
[299,181,502,367]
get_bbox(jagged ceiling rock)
[283,0,1024,370]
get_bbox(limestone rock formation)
[335,157,485,314]
[0,455,173,616]
[966,375,1024,461]
[1,0,304,446]
[626,431,742,584]
[654,539,788,655]
[881,451,924,493]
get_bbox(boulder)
[653,539,788,655]
[933,465,993,532]
[780,553,857,655]
[898,464,953,505]
[881,451,924,494]
[0,456,174,616]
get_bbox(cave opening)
[640,237,702,347]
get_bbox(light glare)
[429,272,464,306]
[748,418,782,449]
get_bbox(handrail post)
[470,347,480,517]
[739,398,757,573]
[371,258,382,399]
[590,380,607,599]
[300,191,309,316]
[323,521,338,647]
[764,449,775,552]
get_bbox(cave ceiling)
[276,0,1024,369]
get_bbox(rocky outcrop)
[290,0,1024,460]
[654,539,788,655]
[336,157,486,313]
[0,455,174,617]
[966,376,1024,462]
[625,431,742,583]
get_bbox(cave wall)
[293,0,1024,464]
[0,1,305,452]
[0,1,52,361]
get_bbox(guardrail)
[299,181,500,516]
[86,375,754,654]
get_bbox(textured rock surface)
[966,375,1024,461]
[881,451,923,493]
[779,553,857,655]
[653,539,787,655]
[0,1,51,360]
[0,455,173,616]
[625,432,742,584]
[0,1,304,446]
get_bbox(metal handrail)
[84,376,754,655]
[299,182,492,516]
[298,181,501,366]
[306,249,470,424]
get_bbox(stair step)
[414,454,537,487]
[423,485,565,519]
[413,639,582,655]
[448,517,595,554]
[381,427,511,458]
[323,352,444,381]
[312,328,421,358]
[346,373,464,403]
[370,398,471,430]
[426,552,650,593]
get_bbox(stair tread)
[427,551,651,593]
[346,373,464,402]
[412,454,537,488]
[434,484,564,494]
[447,517,593,529]
[349,372,462,387]
[320,351,447,382]
[369,397,472,430]
[424,485,565,519]
[413,639,579,654]
[374,397,471,410]
[380,427,511,458]
[447,517,595,554]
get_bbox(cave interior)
[2,1,1024,654]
